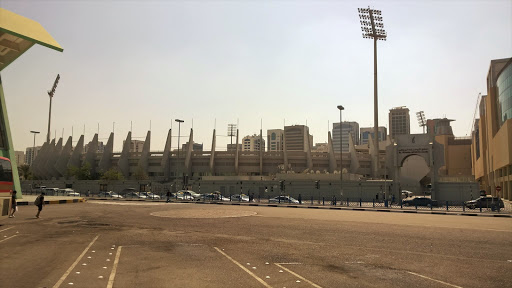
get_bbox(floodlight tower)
[46,74,60,143]
[416,111,426,134]
[358,6,387,178]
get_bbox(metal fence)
[77,191,512,214]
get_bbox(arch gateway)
[386,134,445,199]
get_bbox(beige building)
[242,135,265,151]
[471,57,512,200]
[389,106,410,139]
[267,129,284,151]
[284,125,312,152]
[25,146,41,166]
[15,151,25,166]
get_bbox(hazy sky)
[1,0,511,152]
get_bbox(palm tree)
[18,164,31,180]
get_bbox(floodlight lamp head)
[337,105,345,111]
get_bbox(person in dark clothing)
[166,191,171,203]
[9,191,17,218]
[298,194,302,204]
[35,192,45,218]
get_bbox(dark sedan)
[464,196,504,209]
[402,197,438,207]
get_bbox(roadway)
[0,201,511,288]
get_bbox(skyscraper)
[332,122,359,153]
[284,125,312,152]
[389,106,410,139]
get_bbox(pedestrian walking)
[9,191,17,218]
[35,192,45,218]
[166,191,171,203]
[298,194,302,204]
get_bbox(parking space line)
[0,234,17,243]
[214,247,272,288]
[53,235,99,288]
[407,271,462,288]
[275,263,323,288]
[0,226,14,233]
[107,246,123,288]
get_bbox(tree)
[101,168,124,181]
[18,164,31,180]
[67,162,92,180]
[133,166,148,180]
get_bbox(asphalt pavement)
[0,201,511,288]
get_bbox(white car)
[231,194,250,202]
[176,190,201,200]
[62,189,80,196]
[98,191,123,198]
[141,192,161,199]
[124,192,146,199]
[269,196,299,204]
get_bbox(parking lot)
[1,201,511,287]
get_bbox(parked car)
[44,188,59,196]
[124,192,146,199]
[231,194,250,202]
[59,188,80,196]
[141,192,161,199]
[176,190,201,200]
[269,195,300,204]
[202,192,231,201]
[97,191,123,198]
[464,196,504,209]
[402,196,438,207]
[401,190,413,198]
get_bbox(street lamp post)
[358,7,387,178]
[30,130,40,165]
[337,105,344,198]
[175,119,184,189]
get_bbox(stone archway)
[386,134,445,200]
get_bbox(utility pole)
[30,130,40,165]
[358,7,387,178]
[46,74,60,143]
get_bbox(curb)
[85,198,512,218]
[17,198,86,206]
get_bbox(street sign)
[496,186,502,192]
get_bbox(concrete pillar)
[55,136,73,177]
[84,134,98,175]
[235,129,239,175]
[328,131,336,173]
[259,129,263,175]
[138,131,151,175]
[68,135,84,170]
[40,139,55,179]
[305,127,313,171]
[184,129,193,174]
[209,129,216,175]
[46,137,62,178]
[42,138,57,179]
[160,129,172,180]
[99,133,114,173]
[348,131,360,174]
[117,132,131,178]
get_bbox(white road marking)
[107,246,123,288]
[53,235,99,288]
[214,247,272,288]
[0,234,17,243]
[275,263,323,288]
[0,226,14,233]
[407,271,463,288]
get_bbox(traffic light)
[315,181,320,189]
[279,181,284,191]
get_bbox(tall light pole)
[46,74,60,143]
[175,119,184,189]
[30,130,40,165]
[358,7,387,178]
[337,105,344,198]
